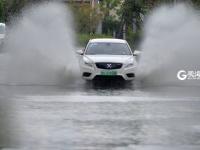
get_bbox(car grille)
[96,63,123,69]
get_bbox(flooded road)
[0,2,200,150]
[1,81,200,150]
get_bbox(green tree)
[0,0,5,22]
[121,0,146,32]
[117,0,146,47]
[191,0,200,7]
[71,3,102,34]
[9,0,27,16]
[99,0,121,35]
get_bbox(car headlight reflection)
[125,62,134,68]
[124,58,134,68]
[83,57,93,67]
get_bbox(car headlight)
[124,58,134,68]
[83,57,93,67]
[125,62,134,68]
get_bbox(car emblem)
[107,64,112,68]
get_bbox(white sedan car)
[0,23,5,46]
[77,38,137,81]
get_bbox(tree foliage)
[122,0,146,31]
[99,0,121,35]
[191,0,200,7]
[0,0,28,22]
[71,3,102,34]
[0,0,45,22]
[0,0,5,22]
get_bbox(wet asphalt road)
[1,80,200,150]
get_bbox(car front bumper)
[80,64,136,81]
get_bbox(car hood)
[85,55,133,63]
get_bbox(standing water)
[1,2,200,150]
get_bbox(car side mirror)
[76,49,84,55]
[133,50,141,56]
[133,53,137,56]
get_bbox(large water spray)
[1,2,79,85]
[137,3,200,87]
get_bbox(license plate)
[101,70,117,76]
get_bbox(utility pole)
[91,0,99,8]
[123,23,126,40]
[91,0,94,8]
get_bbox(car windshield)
[85,42,132,55]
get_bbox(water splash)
[1,2,79,85]
[137,3,200,87]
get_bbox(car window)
[85,42,132,55]
[0,25,5,34]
